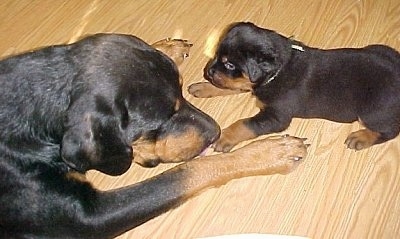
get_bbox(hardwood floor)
[0,1,399,238]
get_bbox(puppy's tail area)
[364,44,400,68]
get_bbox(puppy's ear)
[245,58,264,83]
[245,57,280,83]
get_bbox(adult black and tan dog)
[0,33,307,238]
[189,22,400,152]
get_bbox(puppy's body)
[189,22,400,151]
[256,44,400,124]
[0,33,307,238]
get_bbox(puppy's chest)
[253,81,299,104]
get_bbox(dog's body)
[0,33,307,238]
[189,22,400,152]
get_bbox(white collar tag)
[291,44,305,52]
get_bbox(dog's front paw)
[188,82,215,98]
[234,135,308,175]
[213,132,238,152]
[152,38,193,66]
[345,129,380,150]
[213,120,258,152]
[231,136,308,175]
[261,135,307,174]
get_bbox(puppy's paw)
[234,135,308,175]
[213,120,257,152]
[188,82,215,98]
[345,129,380,150]
[151,38,193,66]
[214,136,236,153]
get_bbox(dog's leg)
[188,82,246,98]
[345,119,400,150]
[214,119,258,152]
[345,129,381,150]
[91,135,306,238]
[214,109,292,152]
[18,136,305,238]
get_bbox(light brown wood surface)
[1,1,399,238]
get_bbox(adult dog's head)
[205,22,293,91]
[60,34,220,175]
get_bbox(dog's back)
[364,44,400,64]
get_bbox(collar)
[289,36,305,52]
[261,68,281,86]
[260,43,304,86]
[291,44,305,51]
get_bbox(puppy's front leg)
[188,82,245,98]
[215,109,292,152]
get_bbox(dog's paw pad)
[291,156,303,161]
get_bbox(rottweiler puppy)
[0,33,307,238]
[189,22,400,152]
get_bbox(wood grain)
[0,0,399,238]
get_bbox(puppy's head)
[61,34,220,175]
[205,22,292,90]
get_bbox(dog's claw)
[292,156,302,161]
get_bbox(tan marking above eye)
[212,72,253,92]
[221,56,228,63]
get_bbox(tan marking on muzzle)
[211,71,253,92]
[132,127,206,166]
[132,137,158,166]
[155,126,206,163]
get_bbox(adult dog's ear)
[61,113,95,173]
[61,113,133,175]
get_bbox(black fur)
[206,22,400,150]
[0,33,220,238]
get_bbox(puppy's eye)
[224,62,236,71]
